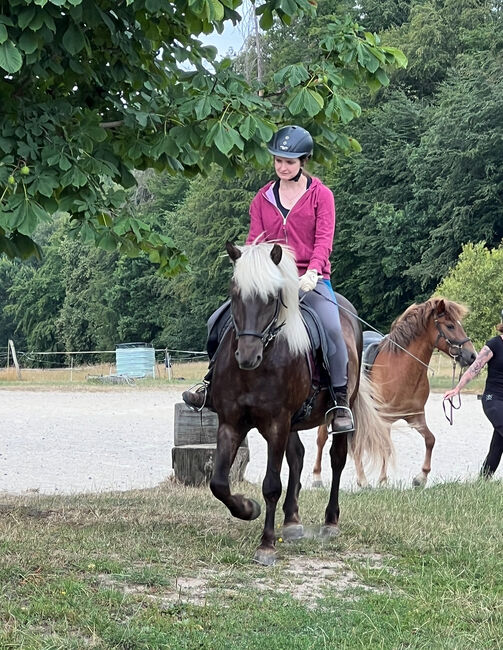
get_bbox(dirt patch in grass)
[97,551,391,610]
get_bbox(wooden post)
[7,340,21,380]
[172,403,249,486]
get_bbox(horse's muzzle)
[459,348,476,368]
[235,342,263,370]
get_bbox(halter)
[231,291,285,348]
[433,313,471,360]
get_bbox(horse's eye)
[447,324,455,330]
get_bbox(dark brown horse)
[312,297,477,488]
[209,241,392,565]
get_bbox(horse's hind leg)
[407,413,434,487]
[312,425,328,488]
[322,433,348,537]
[210,422,261,521]
[282,431,305,540]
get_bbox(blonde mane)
[232,243,310,357]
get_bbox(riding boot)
[326,386,354,435]
[182,367,214,412]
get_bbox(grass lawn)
[1,479,501,649]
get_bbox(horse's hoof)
[282,523,304,541]
[253,548,277,566]
[320,524,340,538]
[412,475,427,488]
[312,479,324,488]
[248,499,261,520]
[357,480,369,489]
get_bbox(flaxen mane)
[232,242,310,357]
[380,297,469,354]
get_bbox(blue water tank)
[116,342,155,378]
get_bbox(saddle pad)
[362,330,385,376]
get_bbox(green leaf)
[383,46,408,69]
[375,68,389,87]
[286,87,323,117]
[19,31,38,54]
[0,40,23,73]
[239,115,256,140]
[97,231,117,251]
[274,64,309,87]
[259,6,273,29]
[62,22,85,55]
[86,126,107,142]
[0,24,7,44]
[18,8,36,30]
[212,123,236,154]
[80,222,96,244]
[195,96,212,120]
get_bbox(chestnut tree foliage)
[0,0,406,271]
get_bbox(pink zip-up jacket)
[246,177,335,278]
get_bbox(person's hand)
[443,386,460,401]
[299,269,318,292]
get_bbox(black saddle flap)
[362,330,384,375]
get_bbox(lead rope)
[442,359,462,425]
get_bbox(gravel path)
[0,388,499,495]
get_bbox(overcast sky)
[199,21,245,58]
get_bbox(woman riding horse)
[183,125,353,434]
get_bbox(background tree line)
[1,0,502,361]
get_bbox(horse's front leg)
[282,431,305,540]
[255,420,291,566]
[322,432,348,537]
[312,424,328,488]
[210,422,261,521]
[407,413,434,487]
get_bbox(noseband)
[434,313,471,360]
[231,291,285,348]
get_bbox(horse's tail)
[350,373,395,471]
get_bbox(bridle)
[433,313,471,361]
[434,312,472,426]
[230,291,285,348]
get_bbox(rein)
[327,295,434,372]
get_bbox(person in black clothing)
[444,321,503,478]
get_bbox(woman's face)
[274,156,301,181]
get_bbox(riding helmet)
[267,125,313,158]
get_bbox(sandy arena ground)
[0,388,499,495]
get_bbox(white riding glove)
[299,269,319,292]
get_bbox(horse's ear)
[435,298,446,316]
[226,241,241,262]
[270,244,282,266]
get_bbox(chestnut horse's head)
[430,298,477,367]
[386,297,477,368]
[225,241,310,370]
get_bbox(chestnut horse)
[209,241,392,565]
[312,298,477,488]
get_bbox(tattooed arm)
[443,345,493,400]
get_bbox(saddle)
[362,330,385,376]
[206,300,332,423]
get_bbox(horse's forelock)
[429,296,469,321]
[233,244,287,300]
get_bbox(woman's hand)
[299,269,318,292]
[443,386,461,401]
